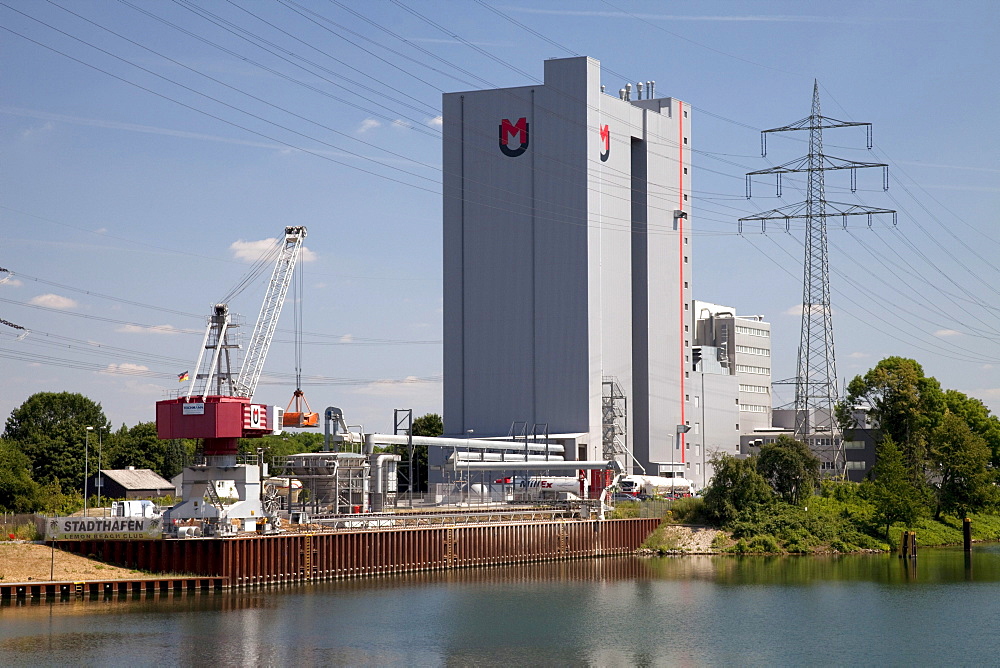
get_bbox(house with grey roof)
[87,467,174,500]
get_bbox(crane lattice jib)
[233,226,307,399]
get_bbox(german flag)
[178,371,190,382]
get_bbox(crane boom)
[233,225,307,399]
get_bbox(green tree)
[3,392,110,490]
[756,435,821,505]
[703,453,773,525]
[942,389,1000,469]
[249,431,324,464]
[412,413,443,437]
[105,422,163,475]
[409,413,442,492]
[163,438,197,481]
[843,357,945,482]
[102,422,197,482]
[375,413,441,493]
[929,411,995,519]
[0,438,41,512]
[35,480,83,516]
[863,435,924,540]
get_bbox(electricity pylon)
[741,81,895,477]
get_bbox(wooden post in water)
[899,530,910,558]
[909,531,917,559]
[964,517,972,552]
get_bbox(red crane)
[156,226,309,455]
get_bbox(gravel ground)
[0,542,146,583]
[642,525,727,554]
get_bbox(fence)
[0,513,43,539]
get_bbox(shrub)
[669,497,708,524]
[607,501,640,519]
[710,532,731,550]
[730,534,781,554]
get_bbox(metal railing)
[301,507,578,531]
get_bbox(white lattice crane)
[157,226,311,456]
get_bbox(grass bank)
[633,493,1000,555]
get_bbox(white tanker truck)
[497,475,589,501]
[618,474,693,498]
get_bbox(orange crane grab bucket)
[283,389,319,428]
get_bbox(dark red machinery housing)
[156,396,273,456]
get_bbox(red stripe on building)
[678,101,686,463]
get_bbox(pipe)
[451,459,621,473]
[452,452,562,462]
[365,433,564,455]
[323,406,347,452]
[370,453,400,495]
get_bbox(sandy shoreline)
[0,542,153,583]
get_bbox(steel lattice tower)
[741,82,895,476]
[796,83,836,442]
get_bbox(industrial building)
[442,55,692,478]
[443,55,778,491]
[440,56,790,492]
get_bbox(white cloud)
[848,352,869,359]
[983,365,994,371]
[934,329,961,337]
[391,119,412,130]
[30,293,77,309]
[0,277,23,287]
[100,362,150,375]
[351,376,441,398]
[358,118,381,133]
[230,238,275,262]
[230,238,317,263]
[427,116,443,127]
[116,323,187,335]
[339,334,354,343]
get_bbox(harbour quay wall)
[57,518,660,587]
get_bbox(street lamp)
[84,426,94,517]
[675,424,691,497]
[96,427,104,510]
[465,429,474,505]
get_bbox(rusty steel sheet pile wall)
[58,518,660,587]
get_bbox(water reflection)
[2,546,1000,666]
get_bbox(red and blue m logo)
[499,117,529,157]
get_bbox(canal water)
[3,545,1000,666]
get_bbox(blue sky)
[2,0,999,433]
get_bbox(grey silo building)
[442,56,693,475]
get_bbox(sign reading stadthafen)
[46,517,162,540]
